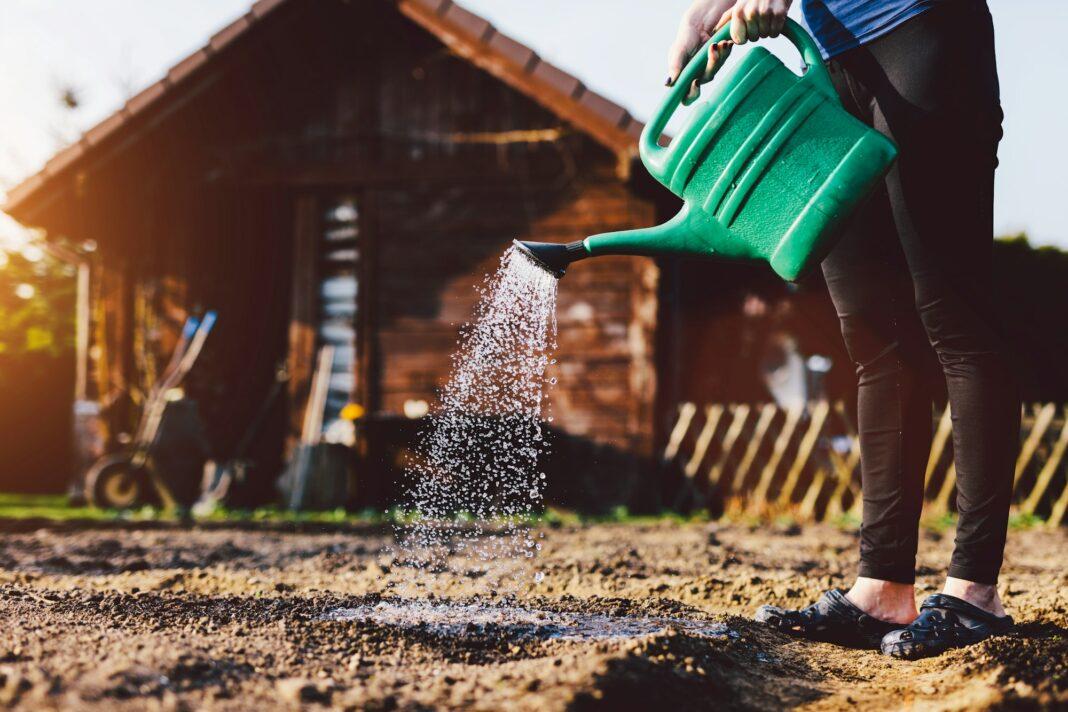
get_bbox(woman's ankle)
[943,577,1007,617]
[845,577,919,625]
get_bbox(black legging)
[820,0,1019,585]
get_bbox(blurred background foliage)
[0,241,76,362]
[993,234,1068,401]
[0,236,77,492]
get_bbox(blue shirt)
[801,1,942,59]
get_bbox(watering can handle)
[640,18,835,171]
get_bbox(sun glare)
[0,213,31,251]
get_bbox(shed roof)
[3,0,646,221]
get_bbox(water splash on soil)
[394,246,559,589]
[322,601,737,642]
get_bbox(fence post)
[676,404,725,509]
[661,402,696,463]
[749,404,803,510]
[924,405,953,495]
[730,403,777,493]
[1013,403,1056,494]
[1049,475,1068,527]
[778,400,830,505]
[707,404,751,490]
[1022,406,1068,515]
[684,405,724,479]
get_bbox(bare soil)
[0,518,1063,710]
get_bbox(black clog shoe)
[755,589,904,649]
[880,593,1014,660]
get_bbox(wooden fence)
[661,401,1068,526]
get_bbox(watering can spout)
[516,205,724,279]
[514,239,589,278]
[584,204,719,262]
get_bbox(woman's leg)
[821,170,933,622]
[849,2,1018,602]
[818,38,946,621]
[754,2,1017,646]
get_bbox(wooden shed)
[4,0,695,505]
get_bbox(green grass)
[0,494,1049,529]
[1008,511,1045,530]
[541,505,710,526]
[0,493,120,521]
[919,511,1046,532]
[0,494,390,525]
[0,495,710,528]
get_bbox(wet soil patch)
[0,521,1062,710]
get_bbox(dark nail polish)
[665,76,674,87]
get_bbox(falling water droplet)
[395,245,558,591]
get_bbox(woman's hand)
[668,0,793,101]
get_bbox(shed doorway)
[288,192,374,446]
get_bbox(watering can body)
[519,20,896,282]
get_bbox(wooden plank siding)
[4,0,666,502]
[369,177,659,456]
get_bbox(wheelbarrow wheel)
[85,454,151,510]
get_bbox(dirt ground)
[0,518,1063,711]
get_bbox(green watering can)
[517,19,897,281]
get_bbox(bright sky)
[1,0,1065,247]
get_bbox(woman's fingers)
[730,10,749,44]
[670,0,786,94]
[729,0,790,43]
[770,10,787,37]
[756,1,772,37]
[686,78,701,103]
[666,29,700,86]
[667,44,688,86]
[715,7,734,31]
[744,4,761,42]
[686,40,732,103]
[702,40,733,81]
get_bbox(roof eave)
[397,0,641,177]
[3,0,647,220]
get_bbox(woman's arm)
[668,0,793,101]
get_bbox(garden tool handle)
[640,18,836,171]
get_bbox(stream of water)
[393,245,559,588]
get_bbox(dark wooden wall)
[370,181,658,456]
[0,354,75,493]
[26,0,662,500]
[663,260,855,406]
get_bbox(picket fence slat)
[1022,406,1068,515]
[732,404,778,493]
[708,404,751,490]
[1014,403,1056,493]
[925,406,953,493]
[662,402,697,463]
[748,405,803,509]
[662,400,1068,525]
[778,401,830,505]
[685,405,724,480]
